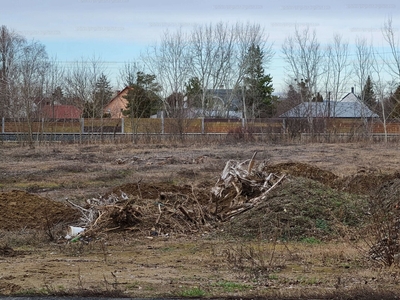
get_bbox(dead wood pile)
[67,152,285,239]
[211,151,285,221]
[67,189,214,238]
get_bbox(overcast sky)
[1,0,399,92]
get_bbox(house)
[151,89,243,119]
[280,89,379,119]
[41,104,82,119]
[183,88,242,118]
[103,87,132,118]
[208,88,242,113]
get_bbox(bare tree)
[353,37,374,102]
[64,56,106,116]
[142,28,190,118]
[282,26,323,99]
[64,56,107,137]
[15,40,49,146]
[282,26,324,134]
[324,34,352,105]
[118,61,142,88]
[43,57,65,106]
[188,22,236,116]
[382,17,400,82]
[140,22,272,121]
[353,37,376,135]
[371,51,391,143]
[0,25,26,117]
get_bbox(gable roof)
[41,105,82,119]
[103,87,131,118]
[340,92,360,103]
[280,92,379,118]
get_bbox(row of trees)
[1,18,400,127]
[0,22,276,122]
[278,18,400,127]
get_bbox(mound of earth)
[265,162,338,185]
[74,162,399,241]
[265,161,400,196]
[224,177,370,241]
[335,171,400,195]
[0,190,80,230]
[373,177,400,206]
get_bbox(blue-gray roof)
[280,93,379,118]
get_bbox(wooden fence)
[1,117,284,134]
[2,117,400,142]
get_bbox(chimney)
[351,87,354,94]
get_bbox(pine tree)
[122,72,161,118]
[83,73,113,118]
[243,44,275,118]
[185,77,202,108]
[362,76,376,109]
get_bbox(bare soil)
[1,141,400,298]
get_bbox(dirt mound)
[374,177,400,206]
[335,171,400,195]
[0,190,80,230]
[265,162,338,185]
[76,163,398,240]
[224,177,370,241]
[265,162,400,196]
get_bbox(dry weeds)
[1,141,400,298]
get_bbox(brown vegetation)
[1,141,400,298]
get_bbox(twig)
[247,151,258,174]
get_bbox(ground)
[1,140,400,299]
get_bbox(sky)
[1,0,399,93]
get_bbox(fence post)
[121,118,125,133]
[1,117,4,133]
[81,118,84,133]
[161,111,164,134]
[201,117,205,134]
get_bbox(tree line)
[1,18,400,130]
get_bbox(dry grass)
[2,141,400,298]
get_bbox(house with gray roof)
[280,90,379,119]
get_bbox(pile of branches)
[66,152,285,239]
[67,189,214,239]
[211,152,285,221]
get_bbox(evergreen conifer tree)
[122,72,161,118]
[243,44,275,118]
[362,75,376,109]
